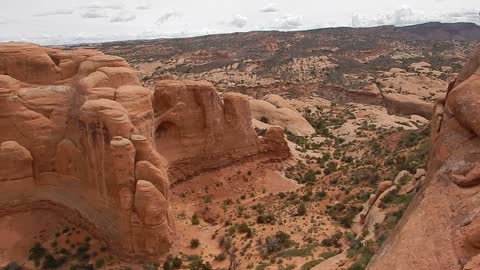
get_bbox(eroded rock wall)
[368,46,480,270]
[0,43,289,259]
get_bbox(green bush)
[188,259,212,270]
[95,258,105,268]
[142,262,159,270]
[164,256,182,270]
[237,223,253,237]
[296,203,307,216]
[301,170,317,184]
[260,116,269,124]
[315,191,327,200]
[42,254,67,269]
[262,231,294,255]
[70,263,94,270]
[320,251,337,259]
[257,214,276,224]
[301,259,323,270]
[28,242,46,266]
[2,262,22,270]
[214,253,227,261]
[191,213,200,225]
[190,239,200,249]
[172,257,182,268]
[321,232,342,248]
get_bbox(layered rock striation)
[0,43,290,259]
[368,46,480,269]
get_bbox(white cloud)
[137,4,151,10]
[110,11,137,23]
[136,0,152,10]
[352,6,480,27]
[82,3,124,10]
[352,6,426,27]
[272,15,303,30]
[155,11,180,24]
[33,9,75,17]
[445,10,480,22]
[228,15,248,28]
[260,3,279,13]
[81,10,108,19]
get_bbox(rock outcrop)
[368,46,480,269]
[382,93,433,119]
[153,81,289,181]
[249,96,315,136]
[0,43,290,259]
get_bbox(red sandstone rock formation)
[153,81,285,182]
[0,43,290,259]
[368,45,480,270]
[381,92,433,119]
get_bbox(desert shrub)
[320,251,338,259]
[187,259,212,270]
[380,190,413,207]
[237,223,250,233]
[2,262,22,270]
[164,256,182,270]
[95,258,105,268]
[172,257,182,268]
[301,170,317,184]
[255,128,267,136]
[219,236,232,250]
[74,243,90,261]
[339,206,362,228]
[326,200,363,228]
[285,131,308,147]
[262,231,294,256]
[255,263,271,270]
[399,128,428,148]
[237,223,253,237]
[191,213,200,225]
[296,203,307,216]
[42,254,67,269]
[301,259,323,270]
[142,262,159,270]
[257,214,276,224]
[315,191,327,200]
[347,241,375,270]
[214,253,227,261]
[260,116,269,124]
[351,167,378,185]
[277,246,313,258]
[321,232,342,248]
[323,162,337,175]
[29,243,46,266]
[301,190,313,201]
[190,239,200,249]
[278,264,296,270]
[70,263,94,270]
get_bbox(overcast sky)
[0,0,479,45]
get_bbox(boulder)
[0,141,33,180]
[382,93,433,119]
[394,170,412,185]
[249,98,315,136]
[464,254,480,270]
[262,94,296,111]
